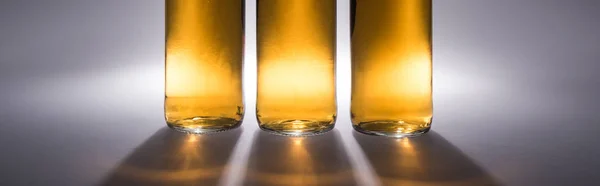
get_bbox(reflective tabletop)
[1,0,599,185]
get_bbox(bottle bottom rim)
[167,116,241,134]
[353,120,431,138]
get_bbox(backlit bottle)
[257,0,337,136]
[351,0,432,137]
[165,0,244,133]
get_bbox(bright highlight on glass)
[256,0,337,136]
[165,0,244,133]
[351,0,433,137]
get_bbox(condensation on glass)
[351,0,432,137]
[256,0,337,136]
[165,0,244,133]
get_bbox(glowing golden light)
[115,165,222,182]
[186,135,198,143]
[257,0,336,135]
[351,0,432,135]
[292,138,304,146]
[400,138,413,149]
[164,0,244,132]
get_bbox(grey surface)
[1,0,599,185]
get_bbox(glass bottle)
[165,0,244,133]
[257,0,337,136]
[351,0,432,137]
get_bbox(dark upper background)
[0,0,599,185]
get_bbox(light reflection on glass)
[165,0,244,133]
[351,0,433,137]
[256,0,337,135]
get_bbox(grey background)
[1,0,599,185]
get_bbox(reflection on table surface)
[99,127,242,186]
[243,129,356,186]
[354,131,500,186]
[96,126,503,186]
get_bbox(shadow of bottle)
[243,130,357,186]
[353,131,501,186]
[98,127,242,186]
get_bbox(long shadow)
[243,130,357,186]
[353,131,501,186]
[98,127,242,186]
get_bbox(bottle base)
[259,119,334,136]
[167,116,241,134]
[353,120,431,138]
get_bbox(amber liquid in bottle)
[165,0,244,133]
[351,0,432,137]
[257,0,337,135]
